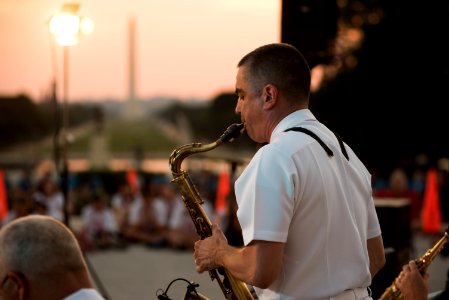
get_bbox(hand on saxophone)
[395,260,429,300]
[194,223,228,273]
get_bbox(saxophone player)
[194,43,386,300]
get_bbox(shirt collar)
[270,109,316,142]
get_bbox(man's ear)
[263,84,277,109]
[4,272,28,299]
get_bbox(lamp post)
[49,3,93,226]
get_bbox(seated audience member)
[31,192,48,215]
[32,176,65,221]
[1,192,31,226]
[374,167,422,227]
[111,181,141,234]
[161,183,206,249]
[122,183,167,247]
[77,193,120,251]
[0,215,105,299]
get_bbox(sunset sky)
[0,0,280,102]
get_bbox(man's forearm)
[218,245,258,286]
[219,241,284,289]
[367,236,386,278]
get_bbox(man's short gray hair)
[0,215,86,281]
[237,43,311,103]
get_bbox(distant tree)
[208,93,254,150]
[69,104,98,127]
[0,94,103,150]
[157,101,209,140]
[207,93,239,135]
[157,93,256,151]
[0,94,49,149]
[310,0,449,174]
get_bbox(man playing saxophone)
[193,43,386,300]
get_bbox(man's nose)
[235,100,241,114]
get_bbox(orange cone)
[421,168,442,234]
[0,169,8,222]
[215,171,230,215]
[126,169,139,195]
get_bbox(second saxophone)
[378,225,449,299]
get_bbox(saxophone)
[378,225,449,300]
[169,123,254,300]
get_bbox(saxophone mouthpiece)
[220,123,244,143]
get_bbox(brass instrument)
[378,225,449,300]
[169,123,254,300]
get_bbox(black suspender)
[333,132,349,160]
[284,127,349,161]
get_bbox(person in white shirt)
[162,183,214,249]
[193,43,386,300]
[110,181,139,232]
[32,176,64,222]
[78,193,119,251]
[122,182,167,247]
[0,215,105,300]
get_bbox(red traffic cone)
[126,168,139,195]
[215,171,230,215]
[0,169,8,222]
[421,168,442,234]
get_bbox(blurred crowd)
[1,169,244,253]
[1,162,449,254]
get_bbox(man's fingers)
[212,223,220,233]
[196,265,204,273]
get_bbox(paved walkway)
[86,232,449,300]
[87,245,224,300]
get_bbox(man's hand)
[396,260,429,300]
[193,224,228,273]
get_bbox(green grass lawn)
[55,119,179,155]
[106,119,178,153]
[69,134,91,152]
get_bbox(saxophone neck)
[169,123,244,175]
[169,141,221,175]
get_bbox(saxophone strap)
[284,127,349,161]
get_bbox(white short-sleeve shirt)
[63,288,106,300]
[81,205,118,237]
[235,109,382,300]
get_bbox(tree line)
[0,94,100,150]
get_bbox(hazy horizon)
[0,0,280,102]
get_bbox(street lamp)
[49,3,93,226]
